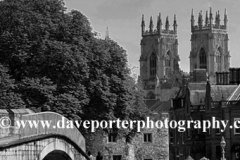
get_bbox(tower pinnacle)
[205,11,209,26]
[165,16,169,31]
[191,9,195,31]
[149,16,153,33]
[105,27,109,41]
[141,14,145,36]
[224,8,228,29]
[157,13,162,34]
[173,14,177,33]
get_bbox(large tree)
[0,0,148,140]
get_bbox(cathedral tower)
[189,8,230,84]
[139,13,180,99]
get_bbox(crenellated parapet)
[191,8,228,32]
[141,13,177,37]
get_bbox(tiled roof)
[227,85,240,101]
[188,83,206,90]
[144,99,159,108]
[190,90,206,105]
[149,99,171,113]
[211,85,237,101]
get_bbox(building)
[139,13,183,100]
[85,106,169,160]
[189,8,229,84]
[169,8,240,160]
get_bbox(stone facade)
[86,115,169,160]
[189,8,230,84]
[139,14,180,98]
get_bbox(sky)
[64,0,240,76]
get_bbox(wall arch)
[199,48,207,69]
[149,52,157,77]
[38,139,75,160]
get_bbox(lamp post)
[220,136,226,160]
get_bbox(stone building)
[139,13,182,99]
[170,68,240,160]
[169,8,240,160]
[86,106,169,160]
[189,8,230,84]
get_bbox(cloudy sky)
[64,0,240,75]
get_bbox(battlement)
[191,8,228,32]
[141,13,177,37]
[143,29,177,36]
[192,24,227,31]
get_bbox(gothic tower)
[139,13,180,99]
[189,8,230,84]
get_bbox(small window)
[143,133,152,142]
[215,119,221,135]
[108,133,117,142]
[215,128,220,135]
[234,118,240,135]
[187,128,191,138]
[113,155,122,160]
[207,128,211,136]
[170,132,173,144]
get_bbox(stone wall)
[86,116,169,160]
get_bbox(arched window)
[216,47,222,72]
[150,53,156,76]
[165,51,171,75]
[165,51,171,67]
[199,48,207,69]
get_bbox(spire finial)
[224,8,228,30]
[173,14,177,34]
[165,16,169,31]
[149,16,153,32]
[205,10,209,26]
[141,14,145,36]
[157,13,162,33]
[105,27,109,41]
[198,11,203,28]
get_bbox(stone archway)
[38,139,75,160]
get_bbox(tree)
[0,0,148,140]
[0,64,25,108]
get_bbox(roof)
[144,99,159,108]
[190,90,206,105]
[0,109,9,114]
[211,85,237,101]
[149,99,171,113]
[188,83,238,105]
[188,83,206,90]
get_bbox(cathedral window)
[150,53,157,76]
[216,47,223,72]
[199,48,207,69]
[165,51,171,67]
[165,51,171,75]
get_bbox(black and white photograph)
[1,0,240,160]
